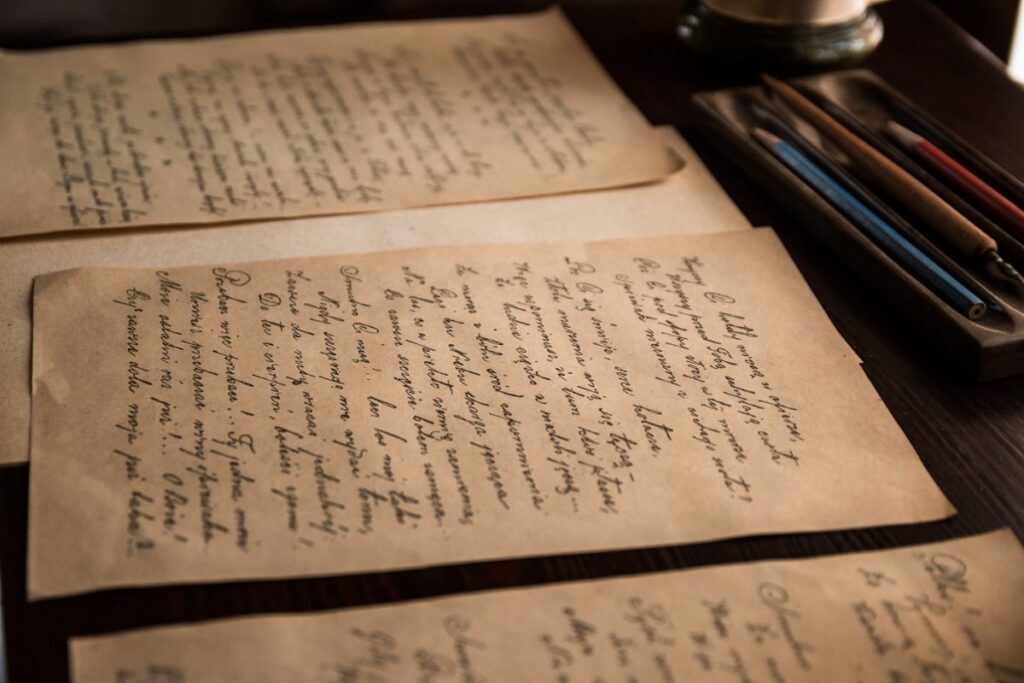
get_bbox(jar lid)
[703,0,868,26]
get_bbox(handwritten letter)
[29,230,951,598]
[70,531,1024,681]
[0,127,748,467]
[0,9,676,238]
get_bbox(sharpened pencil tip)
[886,120,922,147]
[751,128,781,147]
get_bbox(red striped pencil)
[887,120,1024,241]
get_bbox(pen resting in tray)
[693,69,1024,381]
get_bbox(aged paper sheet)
[28,230,951,599]
[0,127,749,466]
[70,530,1024,681]
[0,8,677,239]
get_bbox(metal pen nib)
[984,250,1024,289]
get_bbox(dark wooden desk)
[2,2,1022,680]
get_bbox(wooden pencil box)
[692,69,1024,381]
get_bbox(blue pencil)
[753,128,987,320]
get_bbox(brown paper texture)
[28,229,951,599]
[70,530,1024,681]
[0,127,748,466]
[0,8,677,239]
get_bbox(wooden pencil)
[753,128,987,319]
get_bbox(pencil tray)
[692,69,1024,381]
